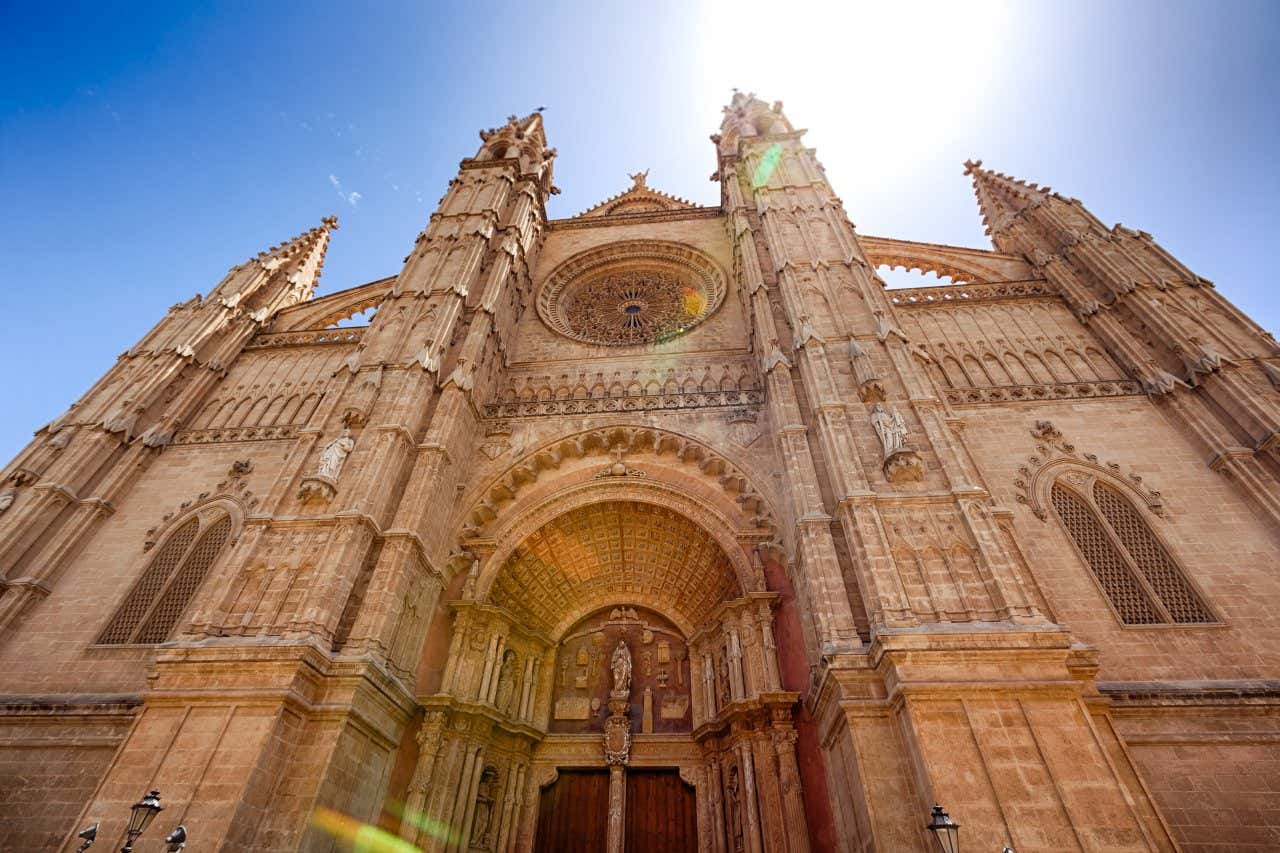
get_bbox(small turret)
[716,91,795,157]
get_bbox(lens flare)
[752,143,783,188]
[312,806,430,853]
[681,286,706,316]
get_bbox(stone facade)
[0,94,1278,852]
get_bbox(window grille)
[1050,478,1213,626]
[1091,482,1214,623]
[98,511,232,644]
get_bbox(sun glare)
[696,0,1011,187]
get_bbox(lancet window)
[1050,476,1214,626]
[97,509,234,644]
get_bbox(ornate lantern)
[926,804,960,853]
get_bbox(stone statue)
[870,403,908,457]
[494,650,518,714]
[727,766,744,850]
[848,338,885,401]
[610,641,632,696]
[317,428,355,481]
[470,766,497,849]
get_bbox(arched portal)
[403,499,811,853]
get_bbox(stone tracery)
[536,240,726,346]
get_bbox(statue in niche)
[470,766,498,849]
[727,765,744,851]
[848,338,886,402]
[870,403,908,458]
[610,641,632,697]
[494,650,518,714]
[317,427,356,481]
[703,653,716,710]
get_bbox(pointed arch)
[1043,471,1214,627]
[97,501,240,645]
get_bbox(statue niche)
[549,606,692,734]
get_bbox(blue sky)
[2,1,1278,461]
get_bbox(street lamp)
[75,823,98,852]
[164,825,187,852]
[925,804,960,853]
[121,790,163,852]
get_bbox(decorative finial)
[963,159,983,175]
[628,169,650,189]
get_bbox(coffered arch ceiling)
[458,425,780,542]
[486,499,742,638]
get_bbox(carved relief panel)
[549,607,692,734]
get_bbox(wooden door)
[534,769,609,852]
[624,769,698,853]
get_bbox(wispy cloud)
[328,174,361,207]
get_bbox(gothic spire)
[963,159,1050,242]
[251,215,339,303]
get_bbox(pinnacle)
[964,159,1048,238]
[251,216,338,298]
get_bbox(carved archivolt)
[473,481,763,638]
[1014,421,1164,521]
[536,241,727,346]
[143,465,255,551]
[460,425,778,540]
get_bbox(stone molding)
[245,327,365,349]
[484,389,762,419]
[549,206,723,231]
[888,278,1053,305]
[944,379,1142,405]
[171,424,299,445]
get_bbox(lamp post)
[164,825,187,852]
[75,823,98,852]
[121,790,163,853]
[925,804,960,853]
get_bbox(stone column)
[737,736,764,853]
[606,764,626,853]
[703,742,727,853]
[771,727,810,853]
[401,710,448,844]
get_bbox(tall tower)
[61,112,555,850]
[0,218,337,632]
[966,160,1280,524]
[716,93,1176,850]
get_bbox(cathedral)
[2,92,1279,853]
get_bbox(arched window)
[1050,477,1214,625]
[98,509,234,644]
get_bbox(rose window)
[537,241,726,346]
